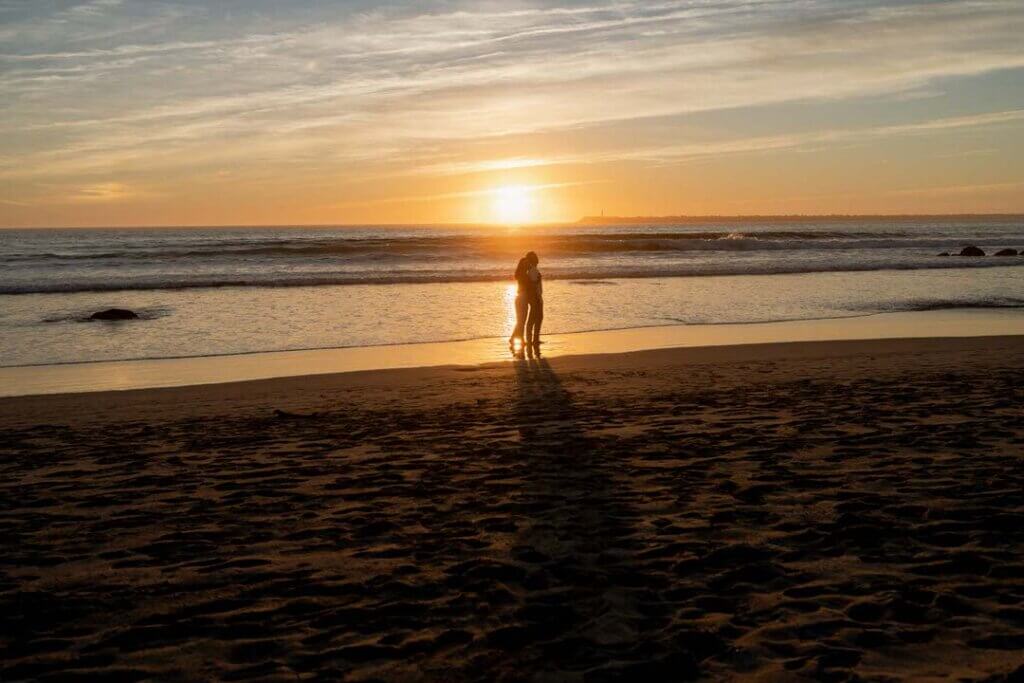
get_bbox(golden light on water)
[504,283,519,339]
[492,185,534,225]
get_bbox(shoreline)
[3,307,1024,398]
[0,307,991,370]
[2,332,1023,429]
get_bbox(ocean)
[2,218,1023,367]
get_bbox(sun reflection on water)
[504,283,518,339]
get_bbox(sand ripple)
[2,342,1024,680]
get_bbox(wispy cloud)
[0,0,180,44]
[629,110,1024,165]
[404,109,1024,177]
[1,0,1023,221]
[326,180,607,209]
[65,0,125,20]
[66,181,137,202]
[887,180,1024,197]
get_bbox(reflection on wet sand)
[6,308,1024,397]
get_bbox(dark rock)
[959,246,985,256]
[937,252,950,257]
[995,248,1018,256]
[89,308,139,321]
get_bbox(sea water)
[2,219,1023,367]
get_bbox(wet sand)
[6,308,1024,398]
[3,336,1024,681]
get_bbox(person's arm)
[528,268,541,294]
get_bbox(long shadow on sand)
[499,352,696,680]
[8,347,1024,681]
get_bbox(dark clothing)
[516,269,537,300]
[525,295,543,345]
[510,256,542,347]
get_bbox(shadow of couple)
[501,356,682,677]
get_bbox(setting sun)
[492,185,534,224]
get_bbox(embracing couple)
[509,251,543,352]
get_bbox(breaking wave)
[5,230,1018,262]
[2,258,1023,294]
[2,222,1022,294]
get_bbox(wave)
[10,230,1023,263]
[857,297,1024,313]
[3,259,1023,295]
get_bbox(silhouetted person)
[509,251,543,353]
[509,255,531,350]
[524,253,543,347]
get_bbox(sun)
[492,185,534,224]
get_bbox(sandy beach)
[3,335,1024,681]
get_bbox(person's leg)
[529,297,543,345]
[523,300,535,344]
[510,295,527,345]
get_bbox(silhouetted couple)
[509,251,543,353]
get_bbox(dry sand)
[2,336,1024,681]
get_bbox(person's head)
[526,251,539,267]
[515,256,529,279]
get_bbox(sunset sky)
[2,0,1023,227]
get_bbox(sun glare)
[492,185,534,224]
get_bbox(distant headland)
[578,214,1024,225]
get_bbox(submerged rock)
[959,246,985,257]
[995,248,1018,256]
[89,308,139,321]
[937,252,950,257]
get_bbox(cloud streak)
[1,0,1023,221]
[325,179,608,210]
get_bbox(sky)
[1,0,1023,227]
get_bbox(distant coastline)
[577,214,1024,225]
